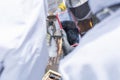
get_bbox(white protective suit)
[0,0,48,80]
[59,0,120,80]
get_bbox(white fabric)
[59,7,120,80]
[0,0,48,80]
[57,10,72,22]
[88,0,120,13]
[47,0,58,14]
[48,38,57,57]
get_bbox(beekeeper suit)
[0,0,48,80]
[59,0,120,80]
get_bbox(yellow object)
[58,2,66,11]
[89,20,93,28]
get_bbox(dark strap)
[69,0,73,7]
[0,61,4,77]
